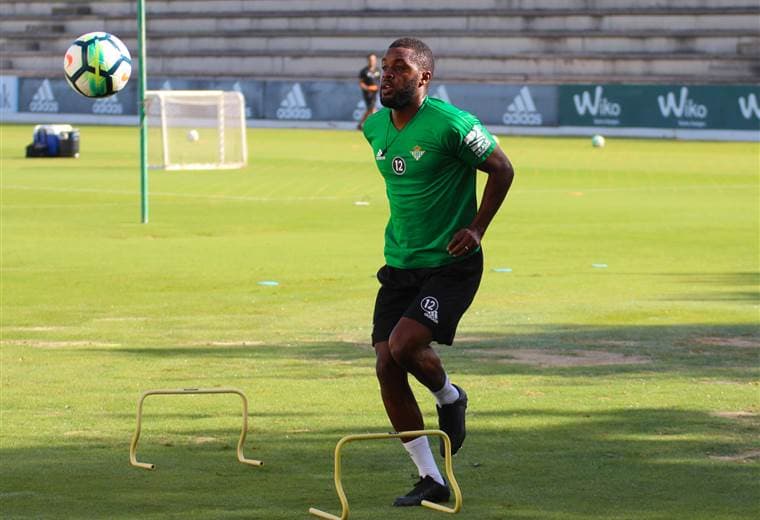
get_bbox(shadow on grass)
[98,322,760,381]
[667,271,759,303]
[1,408,758,519]
[592,271,759,303]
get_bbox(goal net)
[145,90,247,170]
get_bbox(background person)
[357,53,381,130]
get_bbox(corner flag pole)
[137,0,148,223]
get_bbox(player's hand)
[447,228,481,256]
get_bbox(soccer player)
[362,37,514,506]
[357,53,381,130]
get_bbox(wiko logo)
[276,83,312,120]
[503,87,542,125]
[430,85,451,104]
[29,79,59,113]
[657,87,708,119]
[573,86,621,117]
[738,93,760,120]
[92,93,124,115]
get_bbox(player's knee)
[375,348,402,384]
[387,332,416,367]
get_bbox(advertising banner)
[19,77,138,116]
[560,85,637,127]
[430,84,559,127]
[10,76,758,138]
[262,81,361,122]
[560,84,760,130]
[148,77,265,119]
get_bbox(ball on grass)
[187,129,200,142]
[591,134,605,148]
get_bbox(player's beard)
[380,77,418,109]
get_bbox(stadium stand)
[1,0,758,84]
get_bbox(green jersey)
[362,96,497,269]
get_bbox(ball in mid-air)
[64,32,131,98]
[591,134,606,148]
[187,129,200,142]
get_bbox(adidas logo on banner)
[738,93,760,120]
[29,79,59,113]
[430,85,451,104]
[92,93,124,115]
[160,80,173,90]
[502,87,542,125]
[276,83,312,120]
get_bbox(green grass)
[1,124,758,519]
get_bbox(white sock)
[402,436,444,485]
[432,375,460,407]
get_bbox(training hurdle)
[309,429,462,519]
[129,387,263,470]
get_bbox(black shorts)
[363,90,377,107]
[371,251,483,346]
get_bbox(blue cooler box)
[26,124,80,158]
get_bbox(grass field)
[1,124,758,519]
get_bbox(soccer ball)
[591,134,606,148]
[63,32,131,98]
[187,129,200,142]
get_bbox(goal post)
[137,0,147,222]
[144,90,248,171]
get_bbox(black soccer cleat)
[392,476,450,507]
[437,384,468,457]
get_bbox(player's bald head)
[388,37,434,75]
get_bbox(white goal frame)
[144,90,248,171]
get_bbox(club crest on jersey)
[376,148,386,161]
[410,145,426,161]
[420,296,439,324]
[391,156,406,175]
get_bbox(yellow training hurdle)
[309,429,462,519]
[129,387,263,470]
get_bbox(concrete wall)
[1,0,758,84]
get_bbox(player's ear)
[419,70,432,88]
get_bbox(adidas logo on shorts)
[421,296,439,324]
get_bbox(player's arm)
[359,79,378,92]
[447,146,514,256]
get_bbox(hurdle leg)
[309,429,462,519]
[129,387,263,470]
